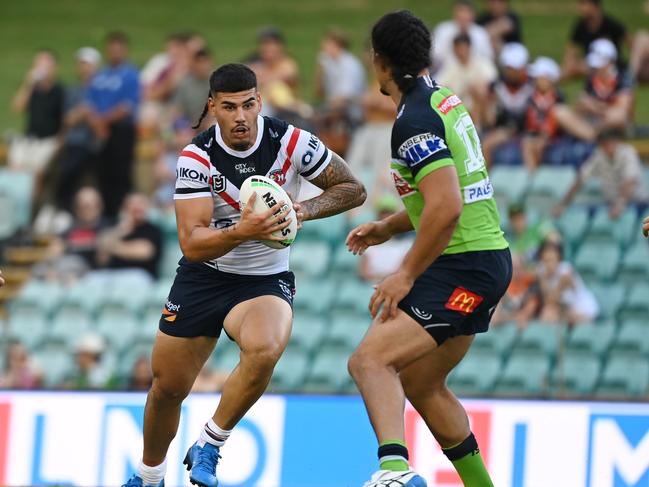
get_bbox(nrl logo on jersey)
[398,133,447,166]
[211,174,226,193]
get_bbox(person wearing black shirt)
[9,49,64,174]
[562,0,629,79]
[476,0,523,52]
[97,193,162,279]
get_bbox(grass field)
[1,0,648,132]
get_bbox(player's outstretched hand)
[369,270,414,322]
[236,193,292,242]
[0,269,4,288]
[346,221,392,255]
[643,215,649,238]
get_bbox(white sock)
[198,419,232,447]
[138,458,166,486]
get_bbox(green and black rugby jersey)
[390,75,508,255]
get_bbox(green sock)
[378,440,410,472]
[443,433,494,487]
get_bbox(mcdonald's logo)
[445,287,484,315]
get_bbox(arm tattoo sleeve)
[301,152,367,221]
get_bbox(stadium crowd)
[1,0,649,394]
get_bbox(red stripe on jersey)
[180,150,210,169]
[281,128,301,175]
[217,191,241,212]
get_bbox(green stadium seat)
[117,340,154,377]
[7,308,48,348]
[555,206,590,248]
[610,321,649,355]
[299,214,348,245]
[0,191,17,239]
[101,280,153,315]
[448,349,502,395]
[526,167,576,216]
[95,309,138,349]
[617,283,649,321]
[516,321,567,358]
[11,280,63,315]
[271,346,309,391]
[330,244,360,277]
[494,351,550,396]
[49,309,91,343]
[574,243,621,283]
[290,241,331,277]
[335,278,374,313]
[293,280,335,314]
[326,312,368,349]
[212,341,240,372]
[471,322,519,356]
[159,243,182,279]
[59,279,107,315]
[290,312,327,353]
[573,178,603,205]
[303,345,351,392]
[566,322,616,357]
[0,169,34,229]
[34,343,72,387]
[589,283,625,321]
[597,352,649,398]
[617,243,649,285]
[490,166,530,206]
[552,351,601,396]
[584,207,637,248]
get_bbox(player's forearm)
[301,181,366,221]
[180,225,244,262]
[399,206,460,280]
[382,210,414,236]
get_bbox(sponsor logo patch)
[410,306,433,321]
[463,178,494,204]
[177,167,209,183]
[437,94,463,114]
[445,287,484,315]
[398,133,447,165]
[391,169,416,198]
[235,162,256,174]
[268,169,286,186]
[162,301,180,322]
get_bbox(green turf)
[0,0,647,133]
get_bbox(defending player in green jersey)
[346,10,512,487]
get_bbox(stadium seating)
[494,351,551,396]
[271,346,310,391]
[516,321,567,359]
[552,351,601,397]
[490,166,530,206]
[597,352,649,398]
[303,344,351,392]
[290,313,328,353]
[0,169,34,230]
[526,167,576,216]
[449,349,502,395]
[566,322,617,358]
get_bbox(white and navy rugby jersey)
[174,115,332,275]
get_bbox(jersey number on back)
[454,113,485,175]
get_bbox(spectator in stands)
[86,31,140,219]
[248,27,299,95]
[126,355,153,391]
[358,196,415,283]
[315,28,366,124]
[576,39,633,134]
[432,0,494,72]
[479,43,533,165]
[630,1,649,83]
[534,240,599,324]
[173,46,214,130]
[522,57,596,170]
[55,47,102,212]
[562,0,629,79]
[0,340,43,389]
[61,333,114,390]
[9,49,64,176]
[96,193,163,280]
[477,0,523,53]
[154,118,194,210]
[139,32,196,133]
[556,129,649,219]
[436,33,497,125]
[507,203,556,264]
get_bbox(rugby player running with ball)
[123,63,365,487]
[346,11,511,487]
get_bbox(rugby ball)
[239,175,298,249]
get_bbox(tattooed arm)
[300,152,367,221]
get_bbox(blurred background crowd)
[0,0,648,399]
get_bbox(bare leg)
[348,311,438,442]
[143,332,216,466]
[213,296,292,429]
[399,335,474,447]
[631,31,649,77]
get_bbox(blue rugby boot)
[184,441,221,487]
[362,469,427,487]
[121,475,164,487]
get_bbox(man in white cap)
[54,47,103,211]
[577,38,633,133]
[478,42,534,164]
[522,56,596,170]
